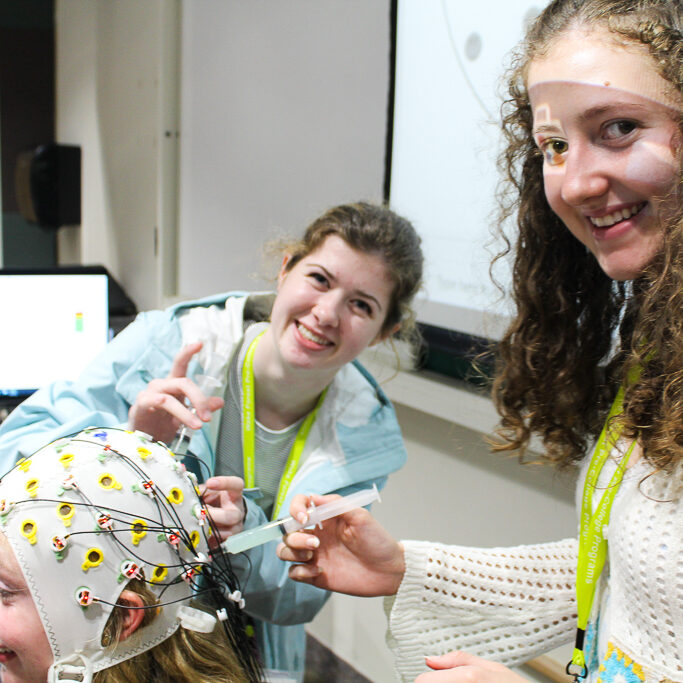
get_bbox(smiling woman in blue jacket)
[0,202,423,682]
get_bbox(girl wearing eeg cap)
[0,202,424,680]
[0,427,261,683]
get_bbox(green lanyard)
[568,383,637,680]
[241,330,328,520]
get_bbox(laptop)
[0,268,110,405]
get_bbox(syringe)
[171,343,230,456]
[223,485,381,554]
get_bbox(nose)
[559,142,610,207]
[312,292,342,327]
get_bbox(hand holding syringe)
[171,341,230,456]
[224,485,381,554]
[128,341,227,446]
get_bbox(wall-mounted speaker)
[15,143,81,228]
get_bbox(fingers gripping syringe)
[171,343,230,456]
[224,485,381,554]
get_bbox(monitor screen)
[389,0,540,340]
[0,272,109,398]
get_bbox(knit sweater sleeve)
[385,538,578,682]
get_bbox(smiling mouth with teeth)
[589,203,646,228]
[296,323,333,346]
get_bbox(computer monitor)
[0,270,109,400]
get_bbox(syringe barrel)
[203,348,229,378]
[169,351,228,455]
[195,373,223,396]
[171,429,192,456]
[224,519,286,554]
[224,486,381,553]
[280,485,380,533]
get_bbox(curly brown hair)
[490,0,683,471]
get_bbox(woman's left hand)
[200,476,246,547]
[415,652,530,683]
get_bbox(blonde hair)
[94,580,253,683]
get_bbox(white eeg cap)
[0,427,214,681]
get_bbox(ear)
[277,253,293,288]
[370,322,401,347]
[117,589,145,641]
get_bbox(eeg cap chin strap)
[47,653,94,683]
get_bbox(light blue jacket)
[0,292,408,680]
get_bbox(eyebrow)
[578,101,652,123]
[0,541,23,588]
[533,100,656,136]
[309,263,383,311]
[0,564,23,590]
[532,123,562,136]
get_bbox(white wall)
[177,0,390,299]
[55,0,178,311]
[306,371,577,682]
[55,0,390,311]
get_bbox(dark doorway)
[0,0,56,266]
